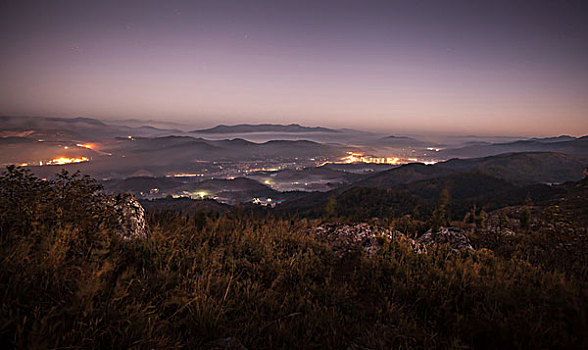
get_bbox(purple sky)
[1,0,587,135]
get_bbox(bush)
[0,168,586,348]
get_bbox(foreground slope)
[0,167,586,349]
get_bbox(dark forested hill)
[277,152,585,220]
[439,136,588,160]
[358,152,586,187]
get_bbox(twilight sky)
[1,0,587,135]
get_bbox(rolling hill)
[358,152,586,188]
[439,136,588,160]
[377,135,428,147]
[276,151,586,219]
[0,116,181,140]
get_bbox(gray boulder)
[419,227,473,252]
[311,223,417,256]
[107,194,148,240]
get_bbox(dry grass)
[1,167,586,349]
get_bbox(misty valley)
[2,116,586,208]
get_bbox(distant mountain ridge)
[192,123,339,134]
[377,135,428,147]
[530,135,576,143]
[440,136,588,160]
[0,116,181,139]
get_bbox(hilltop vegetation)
[0,167,586,349]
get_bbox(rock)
[480,213,517,236]
[311,223,391,256]
[479,224,515,237]
[310,223,419,256]
[418,227,474,252]
[107,194,148,240]
[311,223,479,256]
[203,337,247,350]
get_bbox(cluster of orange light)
[341,152,400,165]
[46,157,89,165]
[166,173,204,177]
[76,143,95,150]
[246,167,281,172]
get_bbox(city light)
[166,173,204,177]
[76,143,95,150]
[340,152,401,165]
[46,157,89,165]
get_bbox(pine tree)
[430,188,450,231]
[324,196,337,220]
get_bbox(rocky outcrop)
[311,223,399,256]
[311,223,427,256]
[478,224,515,238]
[312,223,476,255]
[106,194,148,240]
[418,227,474,252]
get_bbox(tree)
[465,205,477,224]
[475,210,487,229]
[520,207,531,231]
[324,196,337,220]
[412,205,421,221]
[430,188,450,231]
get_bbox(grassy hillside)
[1,167,586,349]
